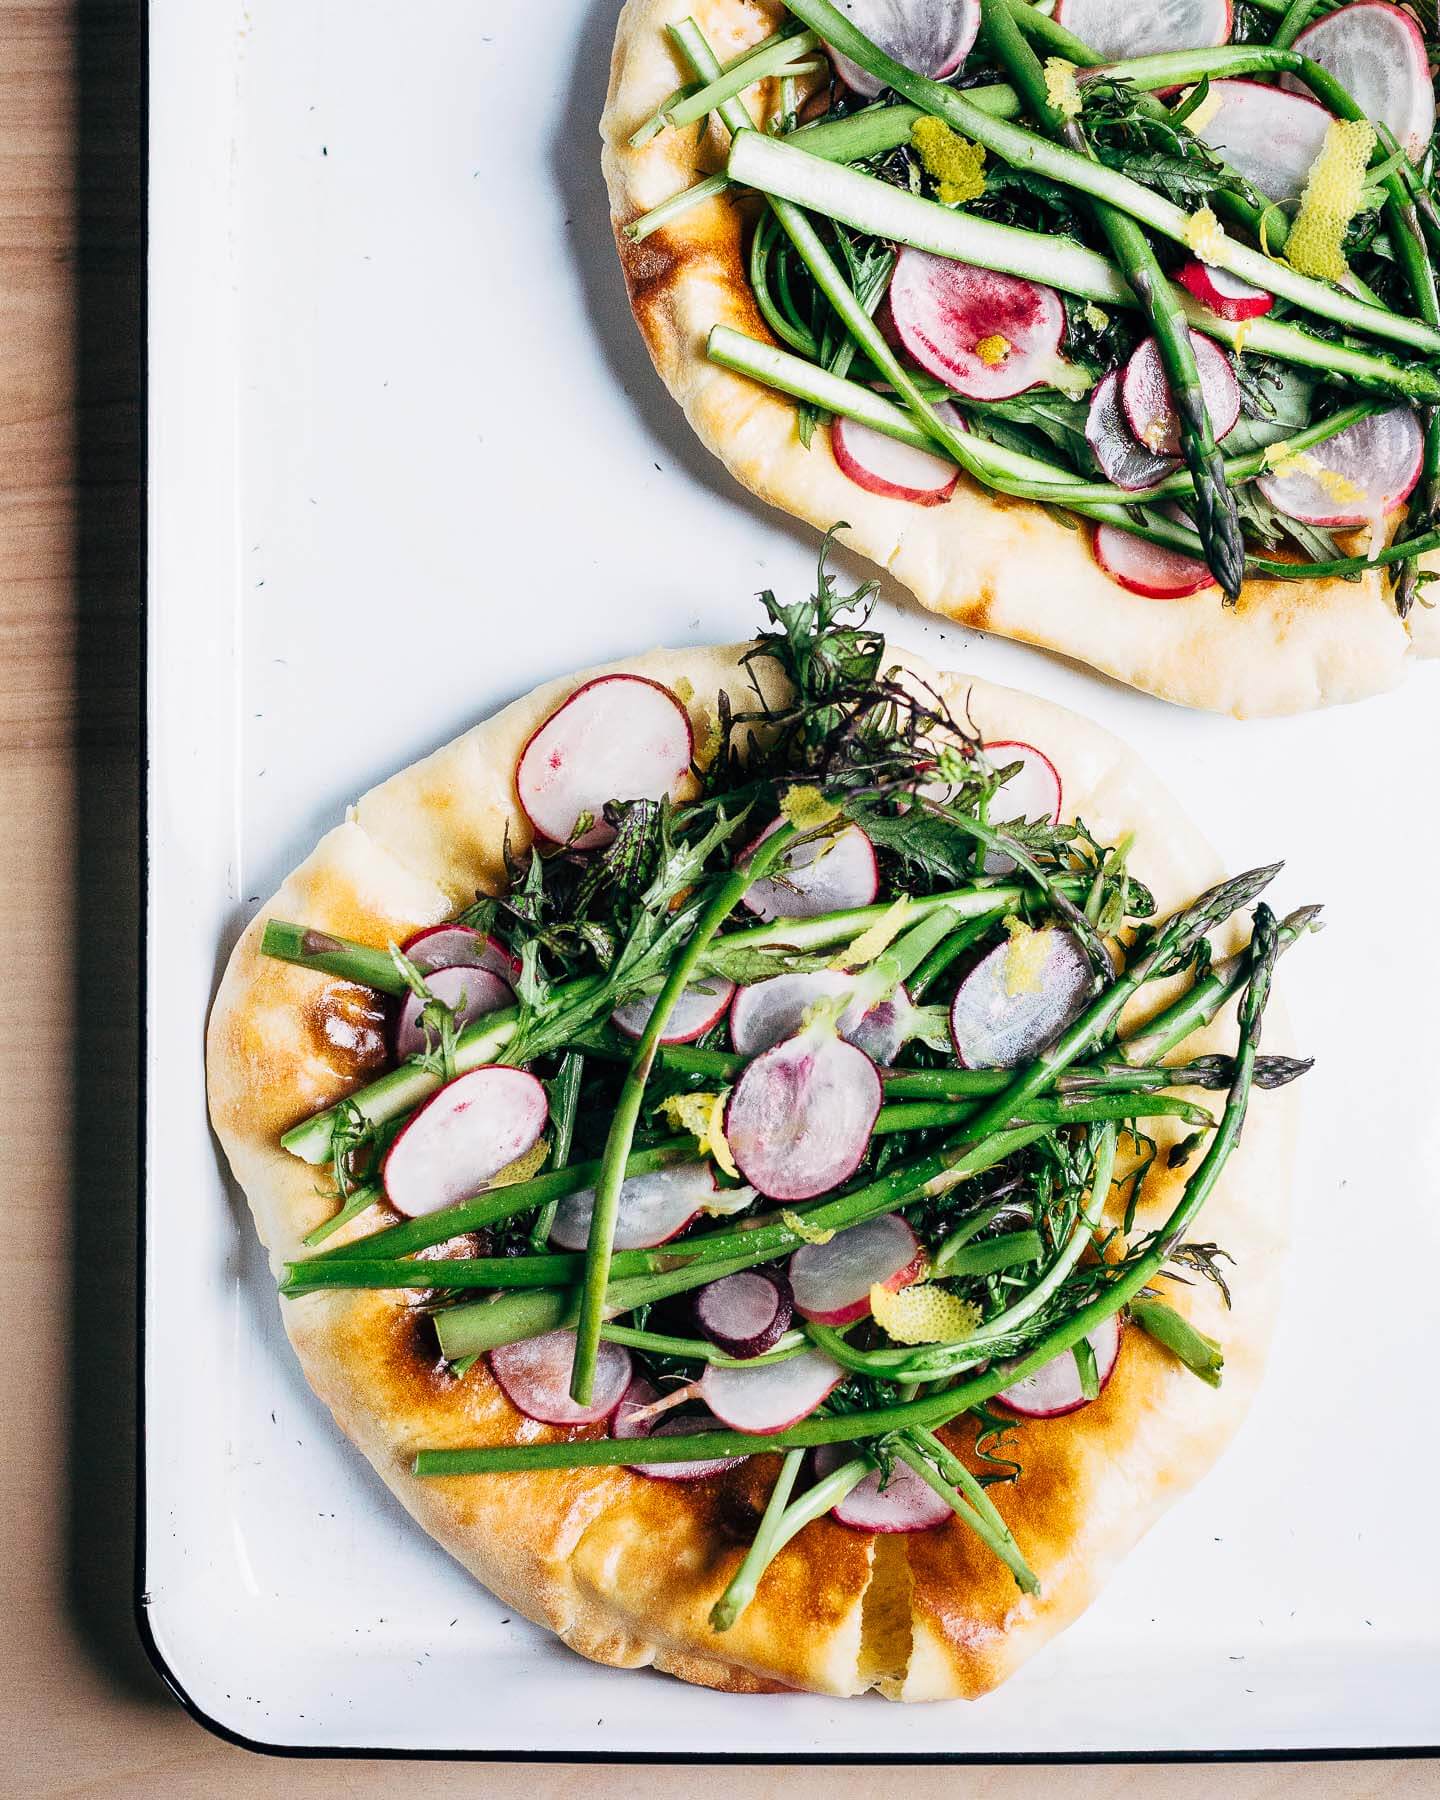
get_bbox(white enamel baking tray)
[143,0,1440,1759]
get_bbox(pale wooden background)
[0,1,1433,1791]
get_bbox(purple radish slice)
[789,1212,924,1326]
[981,739,1062,876]
[547,1162,751,1253]
[1122,332,1241,457]
[1282,4,1433,162]
[1052,0,1231,59]
[393,965,514,1061]
[382,1067,548,1218]
[740,817,879,922]
[1092,525,1216,598]
[997,1313,1122,1418]
[729,969,911,1066]
[489,1328,632,1427]
[401,923,521,982]
[1085,368,1179,494]
[949,926,1093,1069]
[832,413,959,506]
[825,0,980,98]
[1255,404,1423,528]
[613,1381,747,1480]
[611,975,735,1044]
[698,1346,844,1433]
[814,1443,954,1533]
[887,251,1067,402]
[694,1270,795,1359]
[1175,260,1273,323]
[515,674,693,850]
[1192,79,1332,204]
[723,1028,883,1202]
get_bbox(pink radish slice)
[393,965,514,1062]
[1085,369,1179,493]
[826,0,980,98]
[1175,260,1273,323]
[789,1212,923,1326]
[489,1328,632,1427]
[887,250,1067,402]
[1052,0,1231,59]
[997,1313,1122,1418]
[724,1029,883,1202]
[1282,5,1433,163]
[515,674,693,851]
[1122,332,1240,457]
[613,1383,747,1480]
[1092,525,1216,598]
[814,1443,954,1532]
[1255,403,1423,527]
[547,1162,750,1253]
[832,414,959,506]
[382,1067,548,1218]
[729,970,910,1066]
[981,739,1062,876]
[949,926,1094,1069]
[694,1270,794,1358]
[611,976,735,1044]
[401,924,521,982]
[740,817,879,922]
[1193,79,1332,203]
[699,1346,844,1433]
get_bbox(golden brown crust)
[599,0,1440,716]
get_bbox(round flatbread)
[599,0,1440,716]
[207,638,1299,1699]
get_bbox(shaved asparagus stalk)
[891,1436,1039,1592]
[628,23,804,145]
[709,1449,808,1631]
[663,29,822,131]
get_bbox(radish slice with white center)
[1092,525,1216,599]
[724,1028,882,1202]
[489,1329,631,1426]
[949,927,1094,1069]
[613,1381,747,1480]
[740,818,879,922]
[382,1067,548,1218]
[997,1314,1122,1418]
[1282,5,1433,162]
[515,674,693,850]
[393,965,514,1061]
[401,924,521,982]
[887,251,1067,402]
[694,1270,794,1359]
[832,413,959,506]
[1085,369,1179,494]
[547,1162,752,1252]
[699,1347,843,1434]
[825,0,979,98]
[1052,0,1231,59]
[1122,332,1240,457]
[814,1443,954,1532]
[729,970,910,1066]
[1255,404,1423,528]
[611,976,735,1044]
[1175,260,1273,323]
[789,1212,924,1326]
[1192,79,1332,204]
[981,739,1062,876]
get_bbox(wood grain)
[0,1,1431,1791]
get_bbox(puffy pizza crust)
[599,0,1440,716]
[206,640,1299,1699]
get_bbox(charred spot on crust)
[389,1306,454,1394]
[304,979,390,1083]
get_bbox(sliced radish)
[698,1346,843,1433]
[611,976,735,1044]
[997,1314,1122,1418]
[832,413,959,506]
[1255,404,1423,527]
[729,969,911,1066]
[740,817,879,923]
[488,1328,632,1427]
[789,1212,923,1326]
[393,965,514,1061]
[1122,332,1240,457]
[515,674,693,850]
[814,1443,954,1532]
[401,924,521,982]
[1175,260,1273,323]
[723,1028,883,1202]
[1093,525,1216,598]
[825,0,980,98]
[1283,4,1433,163]
[613,1380,748,1480]
[547,1162,752,1253]
[1085,369,1178,494]
[887,250,1067,402]
[1052,0,1231,60]
[981,739,1062,876]
[382,1067,548,1218]
[694,1270,794,1359]
[1193,79,1332,203]
[949,926,1094,1069]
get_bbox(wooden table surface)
[0,2,1431,1793]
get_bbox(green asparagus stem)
[260,920,412,994]
[709,1448,807,1630]
[300,1182,383,1249]
[530,1051,583,1250]
[1269,0,1322,49]
[1130,1295,1225,1386]
[663,29,821,131]
[905,1425,1038,1588]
